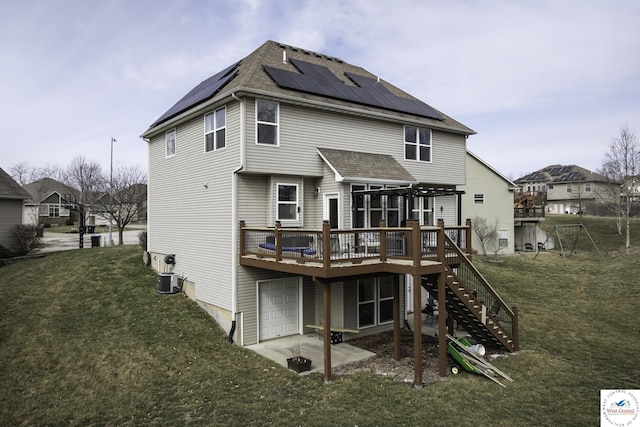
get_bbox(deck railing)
[514,206,545,218]
[240,219,473,265]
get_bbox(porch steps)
[423,274,517,352]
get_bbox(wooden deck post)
[322,220,331,273]
[412,273,423,388]
[274,221,282,262]
[437,219,447,378]
[466,218,473,256]
[392,274,400,361]
[239,221,245,256]
[379,220,387,262]
[319,277,333,384]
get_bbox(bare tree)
[66,155,106,207]
[472,215,500,256]
[10,162,66,185]
[9,162,35,185]
[600,125,639,248]
[95,164,147,245]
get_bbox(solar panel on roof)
[263,58,443,120]
[151,61,240,127]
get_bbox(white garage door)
[259,278,299,341]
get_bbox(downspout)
[229,92,245,343]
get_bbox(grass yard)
[1,215,639,426]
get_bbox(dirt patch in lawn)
[332,329,451,385]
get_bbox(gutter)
[229,92,245,343]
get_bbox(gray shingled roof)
[144,40,474,136]
[317,148,416,184]
[0,167,31,199]
[515,164,609,184]
[22,178,80,202]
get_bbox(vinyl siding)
[460,154,515,255]
[245,100,466,186]
[0,199,24,251]
[147,100,241,310]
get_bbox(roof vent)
[282,50,287,64]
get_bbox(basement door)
[259,277,300,341]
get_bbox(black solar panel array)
[151,61,241,127]
[263,58,443,120]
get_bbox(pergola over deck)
[351,184,466,228]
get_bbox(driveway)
[37,229,144,253]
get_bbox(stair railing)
[442,233,519,351]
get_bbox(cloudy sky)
[2,0,639,180]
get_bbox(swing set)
[534,224,604,266]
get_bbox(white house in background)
[460,150,518,255]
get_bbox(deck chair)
[422,296,439,325]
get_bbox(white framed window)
[205,107,226,152]
[166,129,176,157]
[378,276,394,324]
[498,229,509,248]
[256,99,279,145]
[48,205,60,217]
[358,277,394,328]
[474,193,485,204]
[566,184,572,193]
[358,278,376,328]
[585,182,592,192]
[277,183,298,221]
[411,197,434,226]
[404,126,431,162]
[351,184,406,228]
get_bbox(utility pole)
[109,137,115,246]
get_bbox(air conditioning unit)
[157,272,179,294]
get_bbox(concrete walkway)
[37,229,143,253]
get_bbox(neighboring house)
[92,184,148,225]
[0,167,32,252]
[460,150,518,255]
[141,41,519,382]
[22,178,81,226]
[515,165,611,215]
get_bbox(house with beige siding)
[141,41,519,384]
[515,164,611,215]
[460,151,518,255]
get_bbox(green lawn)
[1,215,638,426]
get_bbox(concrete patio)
[247,313,448,375]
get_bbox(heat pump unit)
[157,272,178,294]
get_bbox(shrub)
[65,219,74,226]
[11,225,44,254]
[0,244,11,259]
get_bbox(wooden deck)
[240,219,472,279]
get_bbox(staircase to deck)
[423,234,519,352]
